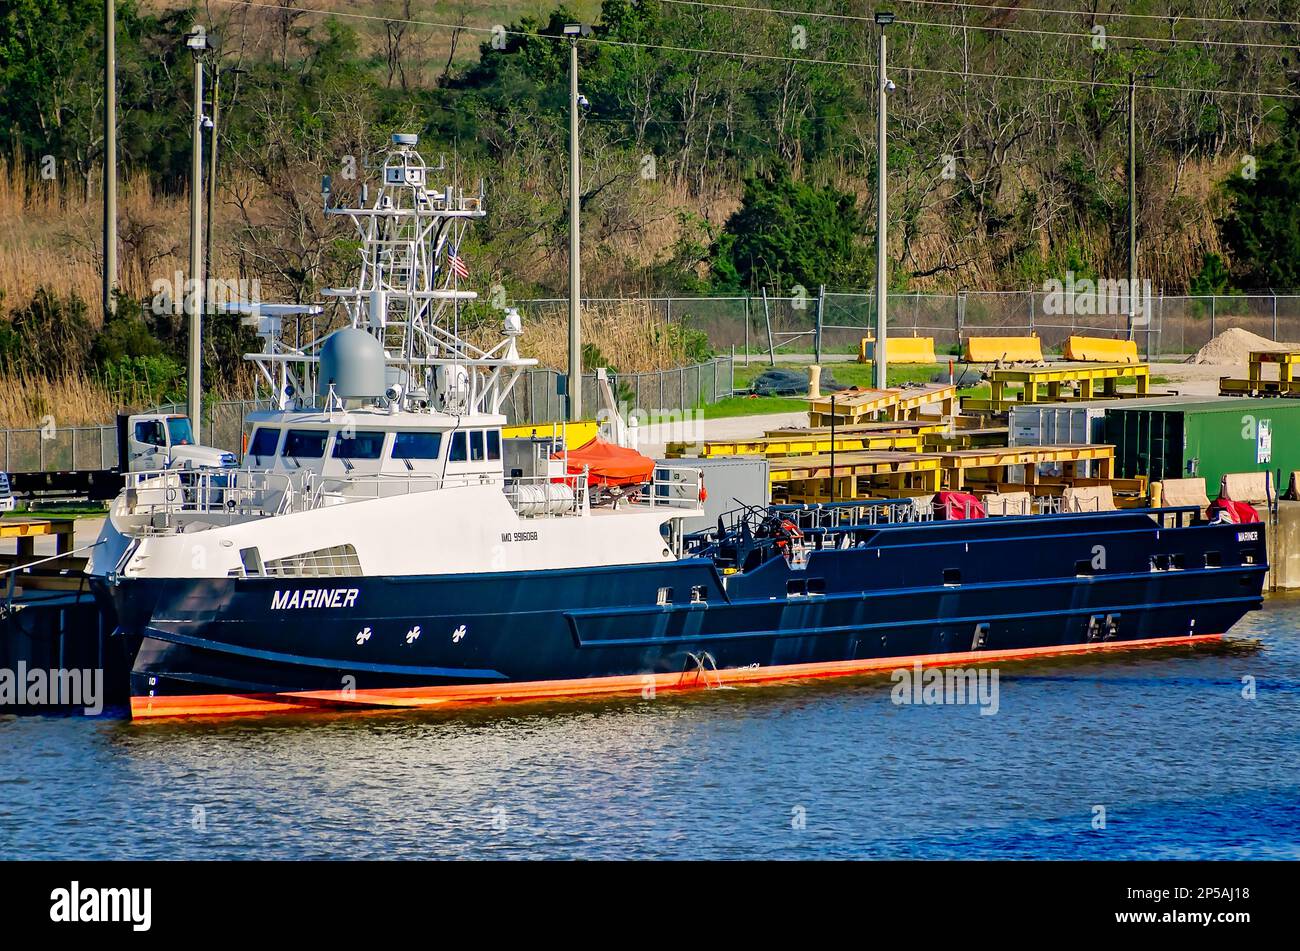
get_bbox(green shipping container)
[1104,398,1300,495]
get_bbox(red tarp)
[1208,498,1261,524]
[936,491,986,519]
[553,438,656,487]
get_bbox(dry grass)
[508,299,703,373]
[0,371,121,429]
[0,156,193,315]
[0,156,103,310]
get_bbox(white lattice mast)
[240,133,533,415]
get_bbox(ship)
[87,134,1268,719]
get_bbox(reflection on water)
[2,599,1298,859]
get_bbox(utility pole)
[185,26,213,439]
[103,0,117,318]
[874,11,894,391]
[1127,72,1137,342]
[563,23,589,421]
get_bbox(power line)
[659,0,1300,51]
[895,0,1300,29]
[896,14,1300,52]
[208,0,1300,100]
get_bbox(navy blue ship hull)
[98,511,1268,717]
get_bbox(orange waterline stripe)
[129,633,1226,720]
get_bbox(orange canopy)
[553,438,656,487]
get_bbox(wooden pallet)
[808,383,956,427]
[666,432,926,459]
[768,450,945,502]
[961,362,1150,413]
[1219,351,1300,395]
[938,443,1115,490]
[0,517,76,559]
[922,427,1009,451]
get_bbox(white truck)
[1,413,236,503]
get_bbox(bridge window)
[1204,551,1221,569]
[943,568,961,585]
[284,429,328,459]
[808,578,826,596]
[248,427,280,459]
[449,431,468,462]
[333,431,385,460]
[787,579,807,598]
[470,430,486,461]
[392,431,442,460]
[486,430,501,461]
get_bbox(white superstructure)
[88,134,702,584]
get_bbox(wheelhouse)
[242,409,506,482]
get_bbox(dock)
[0,516,131,714]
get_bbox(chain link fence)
[518,291,1300,362]
[0,357,734,474]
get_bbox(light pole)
[185,25,215,439]
[103,0,117,318]
[563,22,590,421]
[1127,71,1137,343]
[874,11,894,391]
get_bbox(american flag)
[448,251,469,279]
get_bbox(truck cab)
[121,414,236,472]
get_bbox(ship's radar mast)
[239,133,534,416]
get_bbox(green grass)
[2,503,108,519]
[647,395,808,422]
[732,361,952,392]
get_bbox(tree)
[1221,103,1300,290]
[710,167,866,292]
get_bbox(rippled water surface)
[3,597,1298,859]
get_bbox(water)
[3,598,1299,860]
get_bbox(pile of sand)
[1194,328,1296,365]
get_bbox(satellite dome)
[317,327,386,399]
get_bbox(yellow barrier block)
[858,336,936,364]
[1063,335,1139,363]
[502,420,599,448]
[963,336,1043,363]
